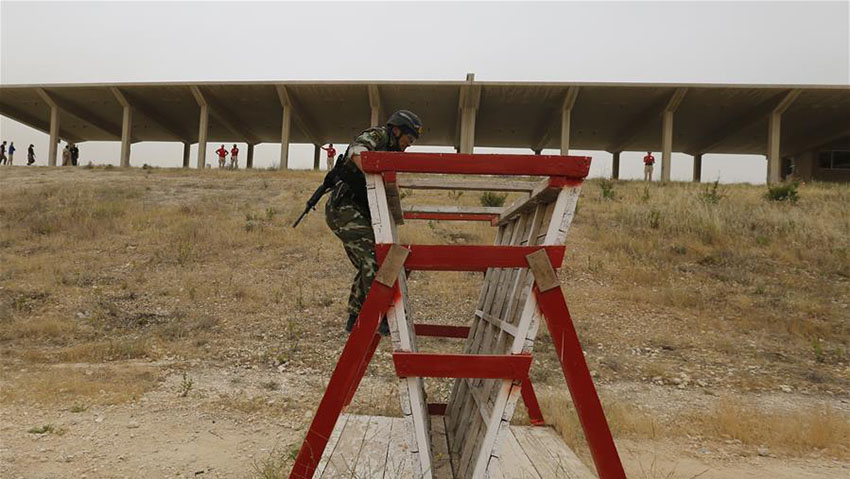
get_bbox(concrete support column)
[661,110,674,182]
[369,85,382,127]
[371,107,380,128]
[767,112,782,184]
[182,142,190,168]
[313,144,321,170]
[560,107,572,155]
[119,106,132,167]
[459,107,476,154]
[533,149,541,156]
[197,104,208,169]
[612,151,621,179]
[48,106,60,166]
[693,154,703,183]
[246,144,254,169]
[279,105,291,170]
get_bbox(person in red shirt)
[643,151,655,181]
[321,143,337,170]
[215,145,228,168]
[230,144,239,169]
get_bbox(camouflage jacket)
[332,126,400,211]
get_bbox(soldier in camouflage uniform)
[325,110,424,334]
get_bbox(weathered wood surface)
[397,176,538,193]
[315,414,596,479]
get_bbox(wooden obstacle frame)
[290,152,626,479]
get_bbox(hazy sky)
[1,1,848,181]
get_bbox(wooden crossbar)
[394,352,532,379]
[396,176,537,192]
[414,324,470,338]
[404,212,498,222]
[375,244,566,272]
[361,152,592,178]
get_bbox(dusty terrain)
[1,165,848,478]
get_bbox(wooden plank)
[351,416,393,479]
[404,205,504,215]
[385,417,416,479]
[497,178,569,226]
[374,244,409,287]
[512,426,597,479]
[429,415,454,479]
[489,427,541,479]
[397,176,537,192]
[323,414,371,477]
[315,414,350,478]
[474,310,519,337]
[526,248,560,292]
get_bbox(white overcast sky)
[1,0,848,181]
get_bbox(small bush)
[599,179,616,200]
[480,191,507,207]
[766,181,800,203]
[699,180,725,205]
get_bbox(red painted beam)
[393,352,532,379]
[361,152,591,178]
[521,377,546,426]
[414,323,470,338]
[428,403,448,416]
[534,284,626,479]
[403,212,498,222]
[376,244,566,272]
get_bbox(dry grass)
[0,365,159,406]
[535,390,850,460]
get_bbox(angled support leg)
[343,332,382,408]
[520,377,546,426]
[290,245,409,479]
[526,250,626,479]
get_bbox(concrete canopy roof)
[1,80,848,156]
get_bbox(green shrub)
[480,191,508,207]
[765,181,800,204]
[600,179,616,200]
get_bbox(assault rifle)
[292,154,345,228]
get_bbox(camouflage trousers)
[325,189,376,318]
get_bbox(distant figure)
[7,142,15,165]
[215,144,228,168]
[62,143,71,166]
[321,143,337,170]
[27,144,36,165]
[0,141,6,165]
[230,144,239,169]
[643,151,655,181]
[70,143,80,166]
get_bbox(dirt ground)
[1,166,848,478]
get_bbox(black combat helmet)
[387,110,423,139]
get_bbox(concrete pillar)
[246,144,254,169]
[197,104,208,169]
[612,151,621,179]
[371,107,380,127]
[182,142,190,168]
[693,154,703,183]
[459,107,476,154]
[313,144,321,170]
[119,106,132,167]
[767,112,782,184]
[661,110,674,182]
[560,107,572,155]
[279,105,291,170]
[533,149,541,156]
[48,106,60,166]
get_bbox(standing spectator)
[321,143,337,170]
[643,151,655,181]
[62,143,71,166]
[0,141,7,165]
[215,144,228,168]
[7,142,15,165]
[70,143,80,166]
[27,144,36,165]
[230,144,239,169]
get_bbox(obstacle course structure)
[290,152,625,479]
